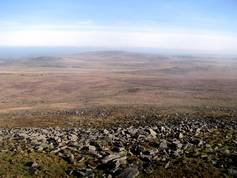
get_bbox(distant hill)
[0,50,236,79]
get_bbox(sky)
[0,0,237,54]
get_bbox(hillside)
[0,51,236,177]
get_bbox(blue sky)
[0,0,237,54]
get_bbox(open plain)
[0,51,236,177]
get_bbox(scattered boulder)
[159,139,168,150]
[118,167,139,178]
[0,115,236,177]
[148,128,157,138]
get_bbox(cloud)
[0,22,237,54]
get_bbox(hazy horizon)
[1,47,237,59]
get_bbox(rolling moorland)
[0,51,236,177]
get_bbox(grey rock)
[195,128,201,136]
[161,126,166,132]
[103,129,109,135]
[89,145,96,152]
[173,139,182,149]
[71,168,94,178]
[102,154,121,164]
[25,161,40,175]
[69,134,78,142]
[31,161,39,168]
[179,133,184,139]
[63,153,75,164]
[228,168,237,176]
[118,167,139,178]
[165,161,170,169]
[148,128,157,138]
[159,139,168,150]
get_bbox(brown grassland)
[0,51,236,127]
[0,51,236,178]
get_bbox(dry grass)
[0,51,236,177]
[0,51,236,127]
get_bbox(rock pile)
[0,117,236,177]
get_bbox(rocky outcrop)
[0,117,236,177]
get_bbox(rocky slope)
[0,116,236,178]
